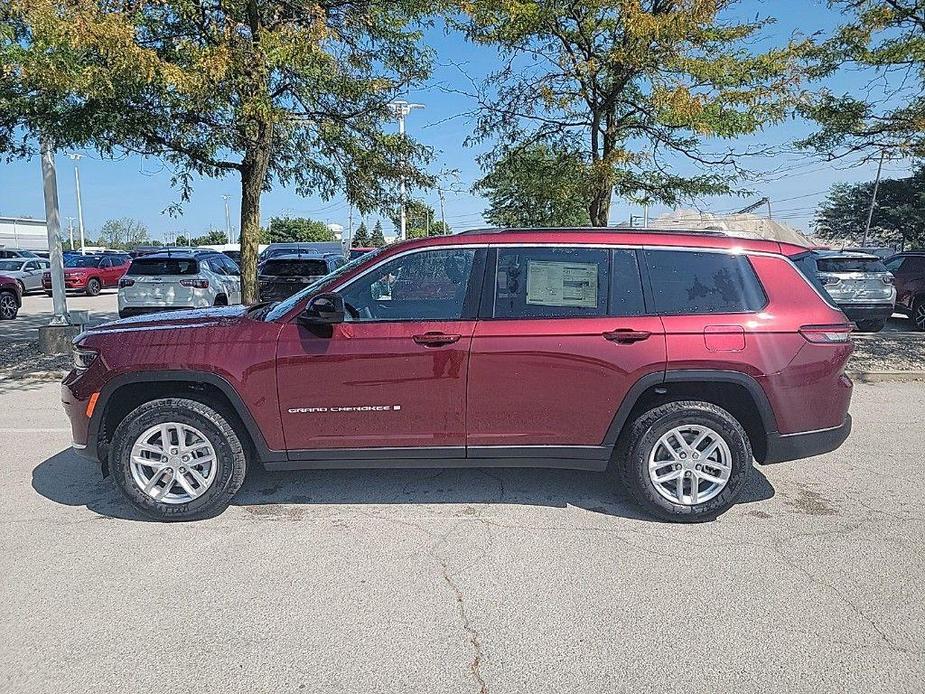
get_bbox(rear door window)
[645,250,767,314]
[128,258,200,276]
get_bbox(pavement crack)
[441,561,489,694]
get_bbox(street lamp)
[66,153,86,254]
[388,100,424,240]
[222,194,233,245]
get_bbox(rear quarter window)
[645,250,767,315]
[127,258,200,276]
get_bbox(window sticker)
[525,260,598,307]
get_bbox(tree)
[475,144,591,227]
[352,222,371,248]
[193,229,232,246]
[265,217,334,244]
[390,200,447,238]
[2,0,435,302]
[815,166,925,247]
[370,220,387,247]
[799,1,925,161]
[458,1,806,226]
[96,217,150,249]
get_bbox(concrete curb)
[846,371,925,383]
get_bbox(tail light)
[799,324,852,344]
[819,273,840,287]
[180,279,209,289]
[119,278,135,288]
[882,275,894,285]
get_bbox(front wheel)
[0,291,18,320]
[617,401,752,522]
[109,398,247,521]
[85,278,102,296]
[913,297,925,332]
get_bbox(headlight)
[73,347,98,371]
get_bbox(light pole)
[67,153,87,254]
[863,150,886,247]
[65,216,76,250]
[40,139,68,325]
[222,194,233,245]
[388,100,424,240]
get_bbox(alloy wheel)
[915,302,925,331]
[0,293,17,319]
[648,424,732,506]
[129,422,218,504]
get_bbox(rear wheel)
[213,294,228,306]
[0,291,18,320]
[855,319,886,333]
[85,278,101,296]
[109,397,247,521]
[913,297,925,332]
[617,401,752,522]
[16,280,25,295]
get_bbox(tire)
[85,278,102,296]
[16,280,26,295]
[108,397,247,521]
[855,319,886,333]
[616,401,752,522]
[913,297,925,332]
[0,290,18,320]
[213,294,228,306]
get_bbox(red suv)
[42,253,131,296]
[62,229,854,522]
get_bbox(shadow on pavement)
[32,448,776,523]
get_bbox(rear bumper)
[838,303,894,323]
[118,306,196,318]
[762,414,852,464]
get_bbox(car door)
[222,256,242,303]
[23,260,42,290]
[275,246,484,455]
[466,246,666,462]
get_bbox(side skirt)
[265,445,613,472]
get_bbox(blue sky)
[0,0,916,242]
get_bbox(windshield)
[264,248,384,321]
[261,259,328,277]
[65,256,101,268]
[0,260,25,271]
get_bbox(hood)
[84,304,251,336]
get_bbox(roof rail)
[455,226,730,236]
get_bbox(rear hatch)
[815,256,894,305]
[259,258,329,301]
[121,257,204,306]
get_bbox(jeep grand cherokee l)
[62,229,854,522]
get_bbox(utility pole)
[65,216,76,250]
[438,188,447,235]
[222,194,233,245]
[67,153,86,254]
[643,204,649,229]
[40,139,68,326]
[863,150,886,247]
[347,206,354,251]
[388,100,424,240]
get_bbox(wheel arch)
[603,370,778,463]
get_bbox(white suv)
[118,250,241,318]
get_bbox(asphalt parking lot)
[1,289,118,342]
[1,379,923,693]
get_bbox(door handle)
[413,332,461,346]
[603,329,651,344]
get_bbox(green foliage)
[193,229,231,246]
[800,1,925,159]
[391,200,447,238]
[1,0,438,302]
[352,222,371,247]
[370,220,387,247]
[475,144,591,227]
[96,217,149,249]
[815,166,925,247]
[265,217,334,244]
[459,1,807,225]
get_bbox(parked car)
[792,250,895,332]
[42,253,131,296]
[884,251,925,331]
[222,250,241,266]
[0,274,22,319]
[349,246,376,260]
[258,253,347,302]
[259,242,345,261]
[117,249,241,318]
[0,257,51,294]
[0,248,41,259]
[63,229,854,523]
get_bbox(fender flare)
[601,369,778,446]
[88,370,283,463]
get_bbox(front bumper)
[762,414,852,464]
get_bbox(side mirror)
[301,292,345,325]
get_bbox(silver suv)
[118,250,241,318]
[812,250,896,332]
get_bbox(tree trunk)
[238,124,272,305]
[589,184,612,227]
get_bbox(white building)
[0,217,49,251]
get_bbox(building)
[0,217,49,251]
